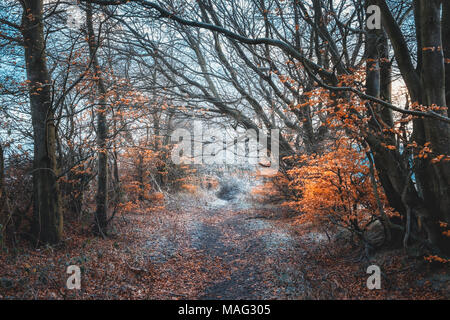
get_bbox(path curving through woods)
[147,192,310,299]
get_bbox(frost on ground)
[0,173,447,299]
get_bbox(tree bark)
[442,1,450,117]
[377,0,450,251]
[22,0,62,245]
[414,1,450,244]
[0,143,4,215]
[86,3,108,234]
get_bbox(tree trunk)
[378,0,450,251]
[86,3,108,234]
[0,143,4,216]
[364,6,401,241]
[137,152,145,201]
[442,1,450,117]
[414,0,450,247]
[22,0,62,245]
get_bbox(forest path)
[147,195,309,299]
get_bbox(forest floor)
[0,191,448,299]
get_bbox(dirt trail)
[149,195,308,299]
[2,190,447,300]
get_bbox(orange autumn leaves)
[282,138,395,231]
[118,144,166,212]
